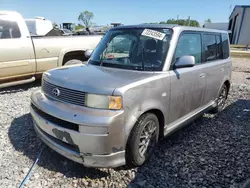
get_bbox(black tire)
[211,84,229,113]
[126,113,159,167]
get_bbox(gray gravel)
[0,58,250,188]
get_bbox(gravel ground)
[0,58,250,188]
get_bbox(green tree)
[75,24,85,30]
[166,19,176,25]
[166,18,200,27]
[189,20,200,27]
[145,18,200,27]
[205,18,212,24]
[78,11,94,28]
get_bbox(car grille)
[31,103,79,132]
[42,80,86,106]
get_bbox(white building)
[203,22,229,31]
[229,5,250,44]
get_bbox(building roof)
[229,5,250,18]
[203,22,229,30]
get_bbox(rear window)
[204,34,217,62]
[0,15,21,39]
[204,33,227,62]
[216,35,223,59]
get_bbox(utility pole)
[188,16,190,26]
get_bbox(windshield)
[89,28,172,71]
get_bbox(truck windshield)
[89,28,173,71]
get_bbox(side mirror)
[85,49,93,59]
[175,55,195,69]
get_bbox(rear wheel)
[211,84,228,113]
[126,113,159,167]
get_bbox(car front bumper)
[30,89,126,168]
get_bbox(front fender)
[123,97,167,145]
[113,73,171,146]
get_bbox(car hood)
[43,64,153,95]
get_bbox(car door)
[202,33,226,104]
[168,32,206,124]
[0,14,35,81]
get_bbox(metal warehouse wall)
[229,7,244,44]
[238,8,250,45]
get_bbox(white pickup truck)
[0,11,102,88]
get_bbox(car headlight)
[85,94,122,110]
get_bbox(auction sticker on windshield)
[141,29,166,40]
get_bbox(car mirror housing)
[175,55,195,69]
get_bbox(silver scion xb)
[30,25,232,167]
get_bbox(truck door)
[0,13,36,82]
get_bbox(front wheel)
[126,113,159,167]
[211,84,228,113]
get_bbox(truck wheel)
[126,113,159,167]
[211,84,229,113]
[64,59,83,66]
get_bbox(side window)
[175,33,201,64]
[216,35,223,59]
[204,34,217,62]
[221,33,230,59]
[0,15,21,39]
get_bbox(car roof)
[110,24,228,33]
[110,24,176,30]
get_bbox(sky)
[0,0,249,26]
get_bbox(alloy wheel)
[217,86,227,110]
[138,120,157,157]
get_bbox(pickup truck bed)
[0,11,102,88]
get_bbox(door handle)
[199,73,206,78]
[221,68,224,72]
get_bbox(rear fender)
[217,76,231,98]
